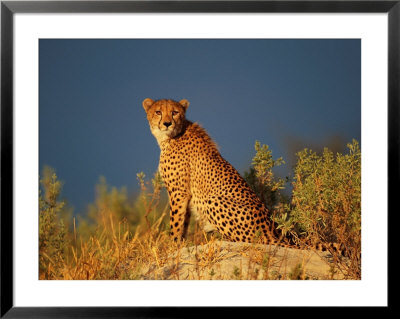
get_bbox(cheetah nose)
[163,122,172,128]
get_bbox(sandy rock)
[138,241,343,280]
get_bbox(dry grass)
[40,206,345,280]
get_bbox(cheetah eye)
[155,110,161,115]
[172,111,178,116]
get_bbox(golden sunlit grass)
[39,205,345,280]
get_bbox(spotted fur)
[143,98,345,254]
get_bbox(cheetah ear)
[142,98,154,112]
[179,99,190,110]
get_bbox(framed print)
[1,0,396,316]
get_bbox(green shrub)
[289,139,361,278]
[290,140,361,239]
[39,166,69,279]
[244,141,288,211]
[245,139,361,279]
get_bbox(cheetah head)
[142,98,189,144]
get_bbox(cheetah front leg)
[169,192,191,241]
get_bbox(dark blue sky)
[39,39,360,214]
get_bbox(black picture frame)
[1,0,396,317]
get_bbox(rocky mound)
[136,241,343,280]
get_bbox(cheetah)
[142,98,344,254]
